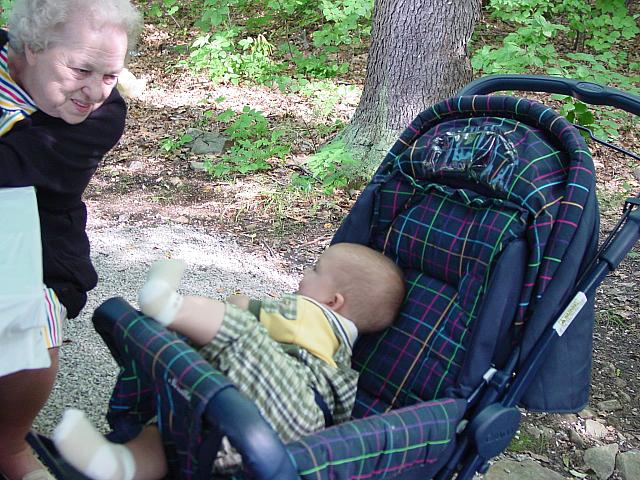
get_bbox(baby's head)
[297,243,405,333]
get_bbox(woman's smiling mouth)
[71,99,91,112]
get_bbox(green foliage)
[312,0,373,47]
[182,30,287,84]
[0,0,13,25]
[205,106,291,177]
[472,0,640,137]
[159,132,194,152]
[288,46,349,78]
[508,431,549,454]
[296,80,358,119]
[559,99,594,129]
[596,308,628,328]
[575,1,639,53]
[148,0,181,18]
[473,0,639,76]
[507,432,536,453]
[471,13,567,73]
[163,0,372,84]
[294,140,358,194]
[194,0,244,30]
[484,0,639,53]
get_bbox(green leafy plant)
[483,0,639,54]
[148,0,181,17]
[474,0,639,77]
[159,132,194,153]
[170,0,373,84]
[572,0,639,53]
[472,0,640,137]
[294,139,358,194]
[182,30,287,84]
[205,106,291,177]
[0,0,13,25]
[508,430,549,454]
[289,47,349,79]
[312,0,373,47]
[595,308,628,328]
[185,35,346,85]
[471,13,567,73]
[554,95,626,139]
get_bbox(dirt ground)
[88,21,640,478]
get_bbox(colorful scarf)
[0,45,37,136]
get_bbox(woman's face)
[22,15,128,124]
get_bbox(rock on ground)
[583,443,619,480]
[484,459,566,480]
[617,450,640,480]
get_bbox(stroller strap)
[313,386,334,427]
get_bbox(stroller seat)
[287,94,597,479]
[37,75,640,480]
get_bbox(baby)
[53,243,405,480]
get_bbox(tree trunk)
[338,0,482,177]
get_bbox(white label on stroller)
[553,292,587,337]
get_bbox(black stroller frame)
[28,75,640,480]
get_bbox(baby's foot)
[138,259,186,326]
[147,259,187,289]
[53,409,135,480]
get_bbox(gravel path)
[33,217,298,435]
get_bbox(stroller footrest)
[468,404,521,460]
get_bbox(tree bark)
[338,0,482,176]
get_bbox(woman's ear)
[25,45,38,66]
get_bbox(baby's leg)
[138,259,226,345]
[53,409,166,480]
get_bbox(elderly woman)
[0,1,142,479]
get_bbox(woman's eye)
[73,68,90,76]
[104,75,118,84]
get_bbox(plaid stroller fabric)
[334,95,597,415]
[93,94,598,479]
[95,298,235,477]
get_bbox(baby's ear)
[326,292,345,312]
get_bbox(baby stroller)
[30,74,640,479]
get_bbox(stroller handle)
[458,74,640,117]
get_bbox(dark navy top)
[0,30,127,318]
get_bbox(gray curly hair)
[8,0,142,55]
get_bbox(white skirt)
[0,187,50,376]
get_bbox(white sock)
[138,259,186,326]
[53,409,136,480]
[138,279,184,326]
[146,259,187,290]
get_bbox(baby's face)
[296,248,341,305]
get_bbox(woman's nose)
[81,76,111,102]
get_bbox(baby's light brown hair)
[327,243,405,333]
